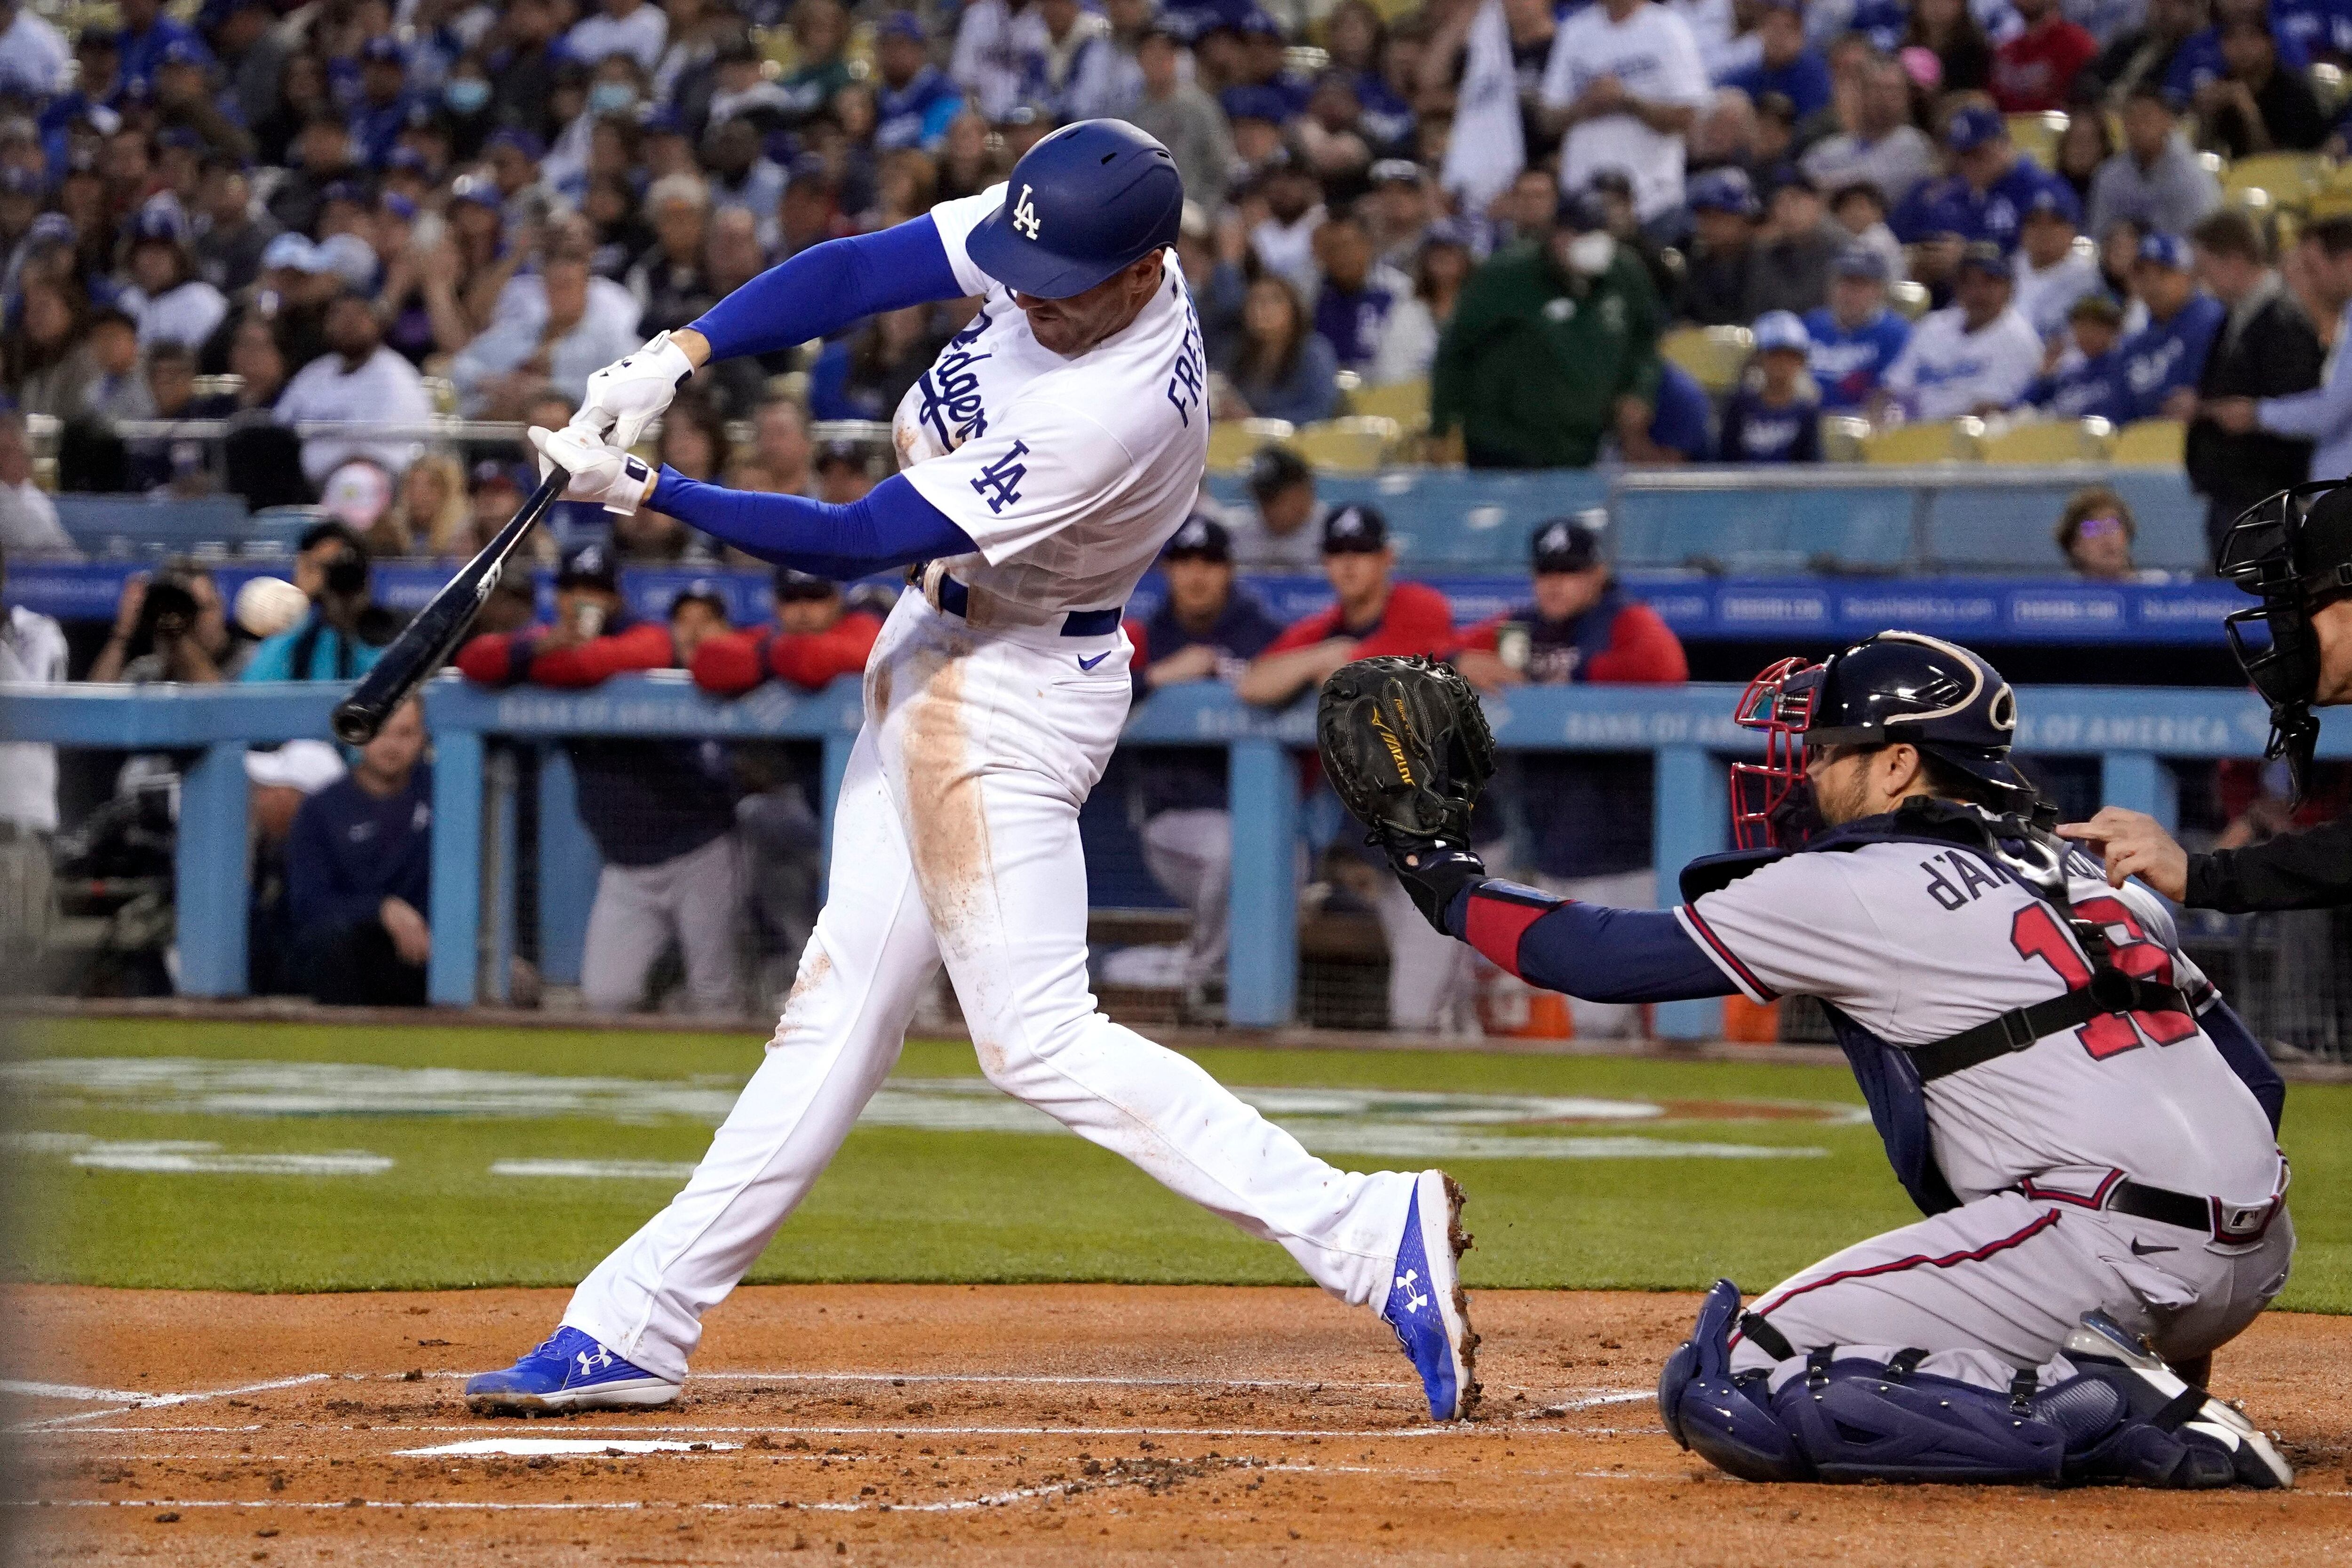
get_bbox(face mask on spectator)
[589,83,638,116]
[445,78,491,113]
[1566,231,1615,277]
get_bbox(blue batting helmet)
[965,119,1184,299]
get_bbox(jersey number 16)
[2009,898,2199,1061]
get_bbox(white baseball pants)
[567,596,1414,1379]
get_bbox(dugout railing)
[0,676,2332,1040]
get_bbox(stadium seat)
[1860,420,1984,464]
[1206,417,1295,475]
[2006,111,2068,170]
[1888,280,1932,321]
[1292,416,1401,474]
[2111,418,2186,466]
[1979,418,2114,464]
[1819,414,1871,462]
[1660,325,1754,395]
[2225,152,2330,211]
[2316,62,2347,114]
[1349,377,1430,431]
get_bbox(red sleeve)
[1122,616,1149,672]
[525,621,677,687]
[1351,583,1454,659]
[691,629,769,696]
[455,630,525,686]
[1584,602,1689,684]
[768,611,882,691]
[1263,606,1342,656]
[1450,612,1506,658]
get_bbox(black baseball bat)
[330,465,569,746]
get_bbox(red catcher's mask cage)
[1729,656,1823,850]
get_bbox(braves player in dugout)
[463,122,1479,1423]
[2067,481,2352,910]
[1368,632,2294,1488]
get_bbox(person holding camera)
[1450,515,1688,1036]
[87,565,232,684]
[238,522,394,682]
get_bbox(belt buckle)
[914,561,950,614]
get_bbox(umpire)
[2066,483,2352,906]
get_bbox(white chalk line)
[404,1368,1414,1391]
[28,1420,1660,1441]
[5,1374,332,1433]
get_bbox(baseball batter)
[1359,633,2294,1486]
[465,122,1476,1422]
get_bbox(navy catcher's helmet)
[1730,631,2029,848]
[965,119,1185,299]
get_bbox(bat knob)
[330,703,380,747]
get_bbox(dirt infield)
[6,1285,2349,1566]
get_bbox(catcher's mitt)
[1317,656,1496,929]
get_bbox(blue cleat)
[464,1327,681,1416]
[1381,1170,1479,1421]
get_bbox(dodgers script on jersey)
[1677,843,2282,1209]
[889,184,1210,625]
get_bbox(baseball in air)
[235,576,310,638]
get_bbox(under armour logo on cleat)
[1395,1269,1428,1315]
[575,1347,614,1377]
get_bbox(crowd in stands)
[8,0,2352,545]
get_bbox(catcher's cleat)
[1381,1170,1480,1422]
[2059,1312,2292,1489]
[464,1327,681,1415]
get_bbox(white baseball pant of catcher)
[565,594,1416,1379]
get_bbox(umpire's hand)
[2059,808,2189,900]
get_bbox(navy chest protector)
[1678,798,2214,1217]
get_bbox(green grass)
[5,1016,2345,1311]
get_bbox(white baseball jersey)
[890,185,1210,628]
[1539,1,1711,221]
[1677,843,2281,1208]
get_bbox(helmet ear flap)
[1988,684,2016,734]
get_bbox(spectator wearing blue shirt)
[1724,0,1835,119]
[1804,244,1912,410]
[1310,211,1409,370]
[285,696,433,1006]
[1721,310,1824,461]
[2167,0,2311,99]
[239,522,394,682]
[1629,359,1716,462]
[874,13,964,151]
[347,36,415,169]
[2029,292,2136,420]
[2118,230,2225,420]
[1890,103,2057,285]
[115,0,206,98]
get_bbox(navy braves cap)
[1321,504,1388,554]
[965,120,1185,299]
[1531,515,1602,573]
[1164,514,1233,562]
[557,541,618,590]
[470,457,522,491]
[1247,443,1310,497]
[1831,242,1889,280]
[671,578,729,618]
[1946,103,2007,151]
[774,566,840,601]
[2136,230,2193,270]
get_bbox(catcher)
[1319,639,2293,1487]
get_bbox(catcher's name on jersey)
[887,183,1210,628]
[1677,841,2283,1210]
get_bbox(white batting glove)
[571,330,695,452]
[529,425,657,515]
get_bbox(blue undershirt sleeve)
[687,216,968,362]
[2199,996,2286,1134]
[1445,881,1736,1003]
[648,467,977,578]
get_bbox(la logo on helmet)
[1012,184,1041,240]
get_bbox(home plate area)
[7,1285,2351,1566]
